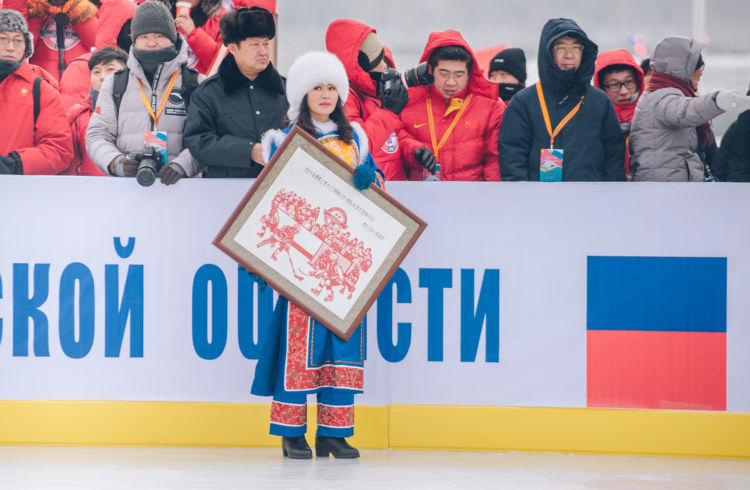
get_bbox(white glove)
[715,90,750,114]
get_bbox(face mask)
[497,82,525,102]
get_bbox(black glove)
[109,156,139,177]
[413,147,436,174]
[381,78,409,114]
[158,163,184,185]
[0,152,22,175]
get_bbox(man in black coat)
[184,6,288,178]
[498,18,625,181]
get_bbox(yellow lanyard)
[536,82,583,149]
[137,71,180,126]
[426,94,473,159]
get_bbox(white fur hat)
[286,51,349,121]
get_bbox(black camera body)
[127,147,162,187]
[378,62,434,99]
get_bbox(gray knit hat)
[0,9,33,59]
[131,1,177,44]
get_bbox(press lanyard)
[426,94,473,159]
[536,82,583,149]
[137,70,180,128]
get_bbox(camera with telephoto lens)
[378,62,434,98]
[127,147,163,187]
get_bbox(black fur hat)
[220,7,275,46]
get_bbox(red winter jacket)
[0,62,73,174]
[27,0,99,81]
[594,49,645,181]
[186,11,224,75]
[66,96,106,176]
[59,0,137,110]
[326,19,404,180]
[398,30,504,181]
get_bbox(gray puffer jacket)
[629,37,723,182]
[86,40,205,176]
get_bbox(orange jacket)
[0,62,73,174]
[398,30,504,181]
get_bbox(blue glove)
[353,164,377,190]
[247,270,268,293]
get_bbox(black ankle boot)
[282,435,312,459]
[315,435,360,459]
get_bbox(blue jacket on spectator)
[498,18,626,181]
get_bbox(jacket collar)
[218,53,285,95]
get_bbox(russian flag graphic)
[587,257,726,411]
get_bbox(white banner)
[1,177,749,412]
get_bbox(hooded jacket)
[27,0,99,81]
[325,19,405,180]
[183,52,288,178]
[629,37,723,182]
[59,0,137,111]
[397,30,504,181]
[498,18,625,181]
[66,94,106,176]
[0,62,73,174]
[185,8,225,75]
[86,39,205,176]
[594,49,645,180]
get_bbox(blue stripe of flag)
[587,256,726,333]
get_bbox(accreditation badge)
[540,148,563,182]
[144,131,168,165]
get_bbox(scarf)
[647,71,715,150]
[0,59,22,84]
[133,46,178,85]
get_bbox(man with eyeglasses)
[594,49,645,180]
[396,30,503,181]
[0,8,73,175]
[498,18,625,181]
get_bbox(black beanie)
[220,7,275,46]
[489,47,527,84]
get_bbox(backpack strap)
[180,65,199,109]
[112,67,130,118]
[32,76,42,135]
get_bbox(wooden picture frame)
[214,126,427,341]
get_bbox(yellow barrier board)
[1,401,748,459]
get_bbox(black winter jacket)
[184,54,288,178]
[498,18,626,181]
[713,106,750,182]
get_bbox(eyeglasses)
[0,36,25,48]
[552,44,584,55]
[603,79,637,92]
[435,69,467,81]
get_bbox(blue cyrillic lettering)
[13,263,50,357]
[113,237,136,259]
[59,263,96,359]
[460,269,500,363]
[419,268,452,362]
[192,265,227,360]
[105,264,144,357]
[237,266,273,360]
[376,268,412,362]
